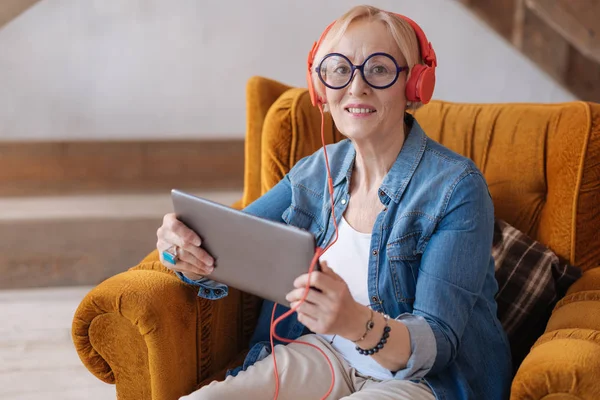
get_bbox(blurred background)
[0,0,598,398]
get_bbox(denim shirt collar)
[333,113,427,204]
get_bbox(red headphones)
[306,12,437,107]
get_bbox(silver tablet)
[171,189,317,305]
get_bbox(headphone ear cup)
[306,71,326,106]
[405,64,424,103]
[307,74,325,106]
[307,68,318,107]
[307,42,320,107]
[416,66,435,104]
[404,64,435,104]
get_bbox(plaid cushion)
[491,219,582,371]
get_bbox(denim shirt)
[178,114,512,400]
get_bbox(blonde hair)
[310,5,424,110]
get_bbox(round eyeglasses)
[316,52,408,90]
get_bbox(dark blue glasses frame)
[316,52,408,90]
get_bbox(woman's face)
[324,19,407,142]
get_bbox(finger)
[178,249,214,275]
[172,219,202,246]
[161,226,197,249]
[167,240,213,268]
[286,287,327,305]
[181,245,215,268]
[158,226,215,268]
[293,271,332,291]
[161,214,201,247]
[166,259,205,278]
[290,300,320,319]
[157,238,189,260]
[157,239,212,275]
[179,270,204,281]
[296,311,317,327]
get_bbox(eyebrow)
[329,50,401,61]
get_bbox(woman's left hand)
[285,261,367,339]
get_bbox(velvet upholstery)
[73,76,600,399]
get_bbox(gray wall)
[0,0,576,141]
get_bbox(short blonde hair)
[310,5,424,110]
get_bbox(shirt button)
[204,289,210,295]
[372,249,378,255]
[215,289,222,296]
[379,190,385,197]
[372,295,379,303]
[341,198,347,205]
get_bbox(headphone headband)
[394,14,437,68]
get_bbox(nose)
[348,68,370,96]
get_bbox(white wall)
[0,0,576,141]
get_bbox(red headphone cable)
[270,105,339,400]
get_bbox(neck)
[351,123,407,194]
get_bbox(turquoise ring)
[162,245,179,265]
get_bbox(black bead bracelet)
[355,314,391,355]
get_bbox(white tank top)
[318,216,394,381]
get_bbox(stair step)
[0,191,242,290]
[0,192,241,220]
[0,139,244,197]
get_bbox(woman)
[157,5,512,400]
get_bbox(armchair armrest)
[72,251,255,400]
[511,268,600,399]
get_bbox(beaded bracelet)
[355,314,391,355]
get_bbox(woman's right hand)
[157,213,215,280]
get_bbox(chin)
[340,125,374,141]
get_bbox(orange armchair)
[72,76,600,399]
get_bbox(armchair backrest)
[242,76,600,271]
[242,76,292,207]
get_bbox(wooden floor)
[0,286,117,399]
[0,190,242,399]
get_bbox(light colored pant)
[181,334,435,400]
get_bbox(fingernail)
[194,238,201,246]
[206,258,214,266]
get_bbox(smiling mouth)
[345,107,376,114]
